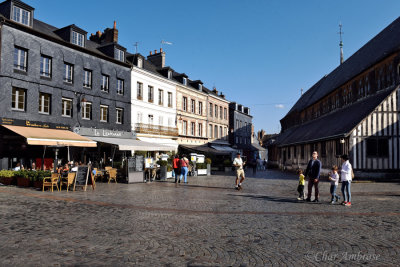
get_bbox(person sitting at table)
[71,162,79,172]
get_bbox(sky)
[29,0,400,134]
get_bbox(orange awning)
[1,125,96,147]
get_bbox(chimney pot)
[150,51,152,55]
[114,21,116,29]
[154,50,157,54]
[160,48,163,53]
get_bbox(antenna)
[338,23,344,64]
[161,40,173,50]
[133,42,139,54]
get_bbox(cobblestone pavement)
[1,169,400,266]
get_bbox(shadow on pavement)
[228,194,306,203]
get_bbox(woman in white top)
[340,154,352,206]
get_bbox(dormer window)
[72,31,84,47]
[168,70,172,79]
[183,77,187,86]
[137,58,143,68]
[12,5,31,26]
[198,84,202,90]
[115,48,125,62]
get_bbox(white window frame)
[183,97,187,111]
[137,112,143,123]
[101,75,109,92]
[117,79,124,95]
[191,99,195,113]
[198,102,203,115]
[148,86,154,102]
[62,98,73,117]
[137,82,143,99]
[83,69,92,88]
[183,77,187,86]
[137,58,143,68]
[82,102,92,120]
[100,105,108,122]
[40,55,51,77]
[115,48,125,61]
[198,123,202,137]
[12,6,30,26]
[12,87,26,111]
[63,63,73,83]
[116,108,123,124]
[191,122,195,136]
[158,89,164,105]
[168,71,172,79]
[38,93,51,114]
[167,92,172,107]
[72,31,84,47]
[183,121,187,135]
[14,47,27,71]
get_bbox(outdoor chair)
[108,168,117,183]
[43,173,59,192]
[60,172,76,192]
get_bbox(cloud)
[275,104,285,109]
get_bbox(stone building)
[229,102,253,158]
[275,17,400,179]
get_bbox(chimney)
[90,22,118,44]
[147,48,165,68]
[212,87,218,95]
[149,51,152,55]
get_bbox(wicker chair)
[60,172,76,192]
[108,168,117,183]
[43,173,59,192]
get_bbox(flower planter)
[33,180,43,189]
[197,169,207,176]
[1,176,16,185]
[17,177,31,187]
[159,166,167,180]
[224,167,232,172]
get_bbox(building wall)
[176,84,208,145]
[207,94,230,143]
[131,67,177,138]
[229,103,252,147]
[0,25,131,131]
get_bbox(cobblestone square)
[1,170,399,266]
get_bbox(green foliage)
[205,158,212,164]
[36,170,51,181]
[134,151,147,157]
[0,170,14,178]
[157,160,168,166]
[14,170,29,178]
[223,159,232,167]
[167,165,173,172]
[196,163,207,169]
[27,171,38,181]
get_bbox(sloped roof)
[286,16,400,117]
[275,87,397,146]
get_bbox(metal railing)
[135,123,178,136]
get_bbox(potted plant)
[33,170,50,189]
[206,158,212,176]
[197,163,207,176]
[16,170,30,187]
[157,160,168,180]
[0,170,16,185]
[223,159,233,173]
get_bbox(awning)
[180,144,231,155]
[137,137,178,150]
[2,125,96,147]
[89,136,173,151]
[210,144,237,152]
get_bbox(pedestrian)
[233,153,246,190]
[173,155,180,183]
[328,165,340,204]
[178,155,189,183]
[340,154,353,206]
[296,168,305,200]
[304,151,321,202]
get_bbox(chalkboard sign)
[73,164,95,191]
[135,156,144,172]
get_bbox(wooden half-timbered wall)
[350,88,399,172]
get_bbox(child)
[328,165,340,204]
[297,169,305,200]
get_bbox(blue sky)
[30,0,400,134]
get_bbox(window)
[117,79,124,95]
[83,69,92,88]
[220,126,222,139]
[209,103,213,117]
[198,84,202,90]
[224,108,227,120]
[72,31,84,47]
[62,98,72,117]
[63,63,73,83]
[168,117,173,127]
[40,55,51,77]
[101,75,109,92]
[148,86,154,102]
[366,138,389,157]
[215,104,218,117]
[183,77,187,86]
[168,71,172,79]
[81,102,92,120]
[198,123,202,137]
[199,102,203,115]
[12,6,30,26]
[158,89,164,105]
[209,124,213,138]
[38,93,50,114]
[220,106,223,119]
[100,105,108,122]
[158,116,163,126]
[168,92,173,107]
[214,125,218,138]
[116,108,123,124]
[137,112,143,123]
[191,122,195,136]
[137,58,143,68]
[191,99,195,113]
[183,97,187,111]
[14,47,27,71]
[137,82,143,100]
[148,114,154,124]
[115,48,125,62]
[183,121,187,135]
[12,87,26,111]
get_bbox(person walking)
[304,151,321,202]
[233,153,246,190]
[179,155,189,183]
[173,155,180,183]
[340,154,353,206]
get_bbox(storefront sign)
[74,127,136,139]
[0,117,70,130]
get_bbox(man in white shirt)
[233,153,245,190]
